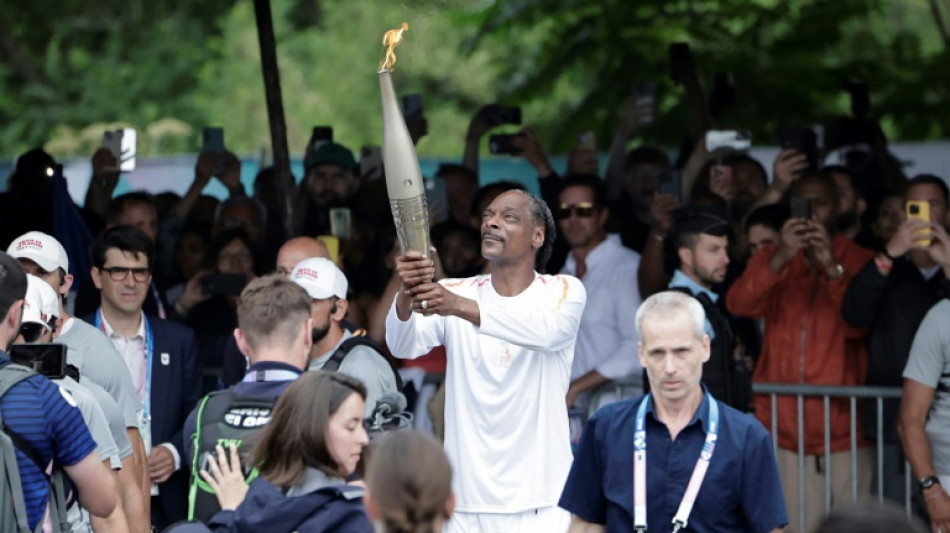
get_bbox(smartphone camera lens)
[910,205,920,215]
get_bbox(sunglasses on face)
[557,202,598,219]
[101,267,150,283]
[18,323,46,343]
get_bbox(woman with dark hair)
[176,228,257,392]
[201,371,372,532]
[365,430,454,533]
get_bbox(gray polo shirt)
[308,330,398,417]
[57,317,141,428]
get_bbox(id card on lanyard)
[96,310,157,495]
[633,393,719,533]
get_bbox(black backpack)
[322,332,404,391]
[186,388,276,523]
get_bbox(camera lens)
[910,205,920,215]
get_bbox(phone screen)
[633,83,656,126]
[360,146,382,181]
[329,207,352,240]
[790,197,812,221]
[657,170,682,201]
[9,343,67,379]
[201,274,247,297]
[203,127,226,174]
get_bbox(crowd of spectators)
[0,63,945,532]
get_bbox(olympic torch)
[378,22,431,259]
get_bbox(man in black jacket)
[842,174,950,506]
[663,209,753,411]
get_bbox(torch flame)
[379,22,409,71]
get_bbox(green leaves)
[0,0,945,161]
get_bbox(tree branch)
[928,0,949,50]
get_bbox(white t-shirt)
[386,273,586,514]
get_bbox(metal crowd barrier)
[588,380,914,531]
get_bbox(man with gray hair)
[560,291,787,533]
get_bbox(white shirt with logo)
[387,273,586,514]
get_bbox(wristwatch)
[920,476,941,491]
[827,263,845,280]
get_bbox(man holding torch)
[378,25,585,531]
[386,189,586,532]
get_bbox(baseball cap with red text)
[6,231,69,273]
[290,257,348,300]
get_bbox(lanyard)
[96,310,153,423]
[633,393,720,533]
[241,369,300,383]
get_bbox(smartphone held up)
[202,127,226,175]
[102,128,137,173]
[906,200,932,247]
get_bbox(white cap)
[23,274,56,329]
[35,276,60,320]
[290,257,348,300]
[6,231,69,273]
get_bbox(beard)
[311,323,331,343]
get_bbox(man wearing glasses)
[85,225,202,530]
[557,174,643,412]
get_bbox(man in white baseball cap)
[7,230,151,527]
[7,231,71,290]
[16,274,59,343]
[290,257,399,417]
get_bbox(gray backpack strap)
[49,468,69,533]
[0,363,42,533]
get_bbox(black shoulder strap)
[668,287,734,345]
[2,424,46,474]
[326,332,404,391]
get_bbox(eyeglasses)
[101,267,150,283]
[557,202,598,219]
[18,323,45,343]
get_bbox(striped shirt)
[0,352,96,530]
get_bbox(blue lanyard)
[95,310,153,423]
[633,393,720,533]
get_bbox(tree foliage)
[0,0,946,160]
[469,0,949,150]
